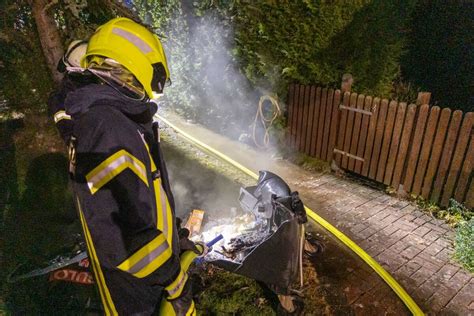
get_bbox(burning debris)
[188,170,307,315]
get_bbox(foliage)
[453,219,474,273]
[0,3,53,112]
[0,0,133,113]
[204,0,417,98]
[402,0,474,111]
[280,150,331,173]
[131,0,423,140]
[415,197,472,227]
[196,266,275,315]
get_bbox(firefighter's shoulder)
[74,104,133,152]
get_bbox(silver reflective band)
[112,27,152,54]
[54,110,71,123]
[167,272,188,298]
[126,242,169,274]
[87,152,147,193]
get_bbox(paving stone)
[449,270,472,289]
[401,233,428,248]
[423,230,440,244]
[443,281,474,314]
[412,225,431,237]
[411,267,436,287]
[397,221,418,232]
[400,213,417,222]
[417,251,446,269]
[395,260,422,277]
[423,222,448,234]
[400,204,417,213]
[416,281,438,303]
[382,224,399,235]
[375,250,407,271]
[423,242,445,256]
[435,238,453,249]
[436,248,454,262]
[436,264,460,281]
[426,285,458,312]
[350,223,367,234]
[413,217,428,226]
[358,227,377,239]
[410,255,442,273]
[400,245,423,260]
[388,239,409,253]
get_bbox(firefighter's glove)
[291,191,308,224]
[167,277,196,315]
[178,227,201,255]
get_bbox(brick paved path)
[162,112,473,315]
[296,174,473,315]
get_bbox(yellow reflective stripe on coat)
[117,234,172,278]
[53,110,71,123]
[140,134,174,245]
[86,149,148,194]
[165,268,188,299]
[186,301,196,316]
[76,197,118,316]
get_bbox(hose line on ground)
[251,95,281,149]
[155,114,424,316]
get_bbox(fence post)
[416,92,431,105]
[341,73,353,94]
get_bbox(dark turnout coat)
[62,83,187,315]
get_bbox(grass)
[412,196,473,272]
[280,149,331,173]
[453,219,474,273]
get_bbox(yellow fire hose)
[156,114,424,316]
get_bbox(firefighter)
[63,18,196,315]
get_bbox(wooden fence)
[287,84,473,208]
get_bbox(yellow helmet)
[81,17,169,99]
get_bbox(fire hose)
[156,113,424,316]
[251,95,281,149]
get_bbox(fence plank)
[439,113,474,206]
[384,102,407,185]
[392,104,417,190]
[421,108,451,199]
[290,84,298,147]
[310,87,322,156]
[368,99,389,179]
[327,90,341,162]
[322,89,334,161]
[348,94,366,171]
[362,98,381,177]
[376,100,398,182]
[305,86,317,155]
[403,104,430,192]
[430,111,463,203]
[299,86,311,152]
[342,93,358,169]
[316,88,328,159]
[465,179,474,208]
[287,84,295,145]
[354,96,373,174]
[454,134,474,203]
[294,85,305,149]
[412,106,441,195]
[335,92,351,166]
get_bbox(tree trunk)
[30,0,64,84]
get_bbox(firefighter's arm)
[74,107,192,305]
[47,78,73,144]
